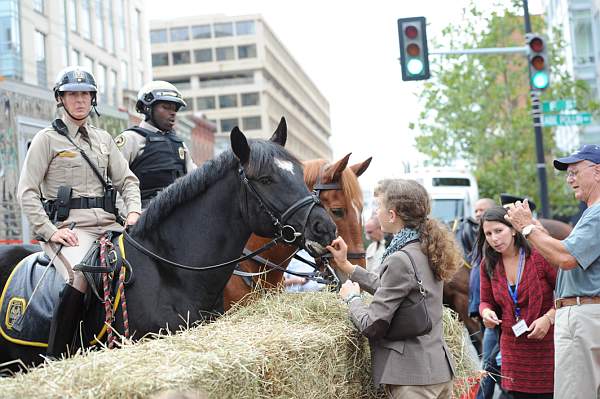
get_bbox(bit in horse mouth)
[304,241,326,257]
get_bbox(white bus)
[403,168,479,224]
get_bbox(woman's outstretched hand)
[340,280,360,301]
[326,236,354,275]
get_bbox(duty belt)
[69,197,105,209]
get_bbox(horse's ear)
[349,157,372,177]
[231,126,250,165]
[324,153,351,182]
[269,117,287,147]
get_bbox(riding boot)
[46,284,85,358]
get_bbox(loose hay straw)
[0,292,478,398]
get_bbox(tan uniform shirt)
[114,120,196,172]
[17,117,142,241]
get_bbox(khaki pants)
[554,303,600,399]
[41,227,102,293]
[385,380,453,399]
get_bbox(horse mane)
[132,139,300,237]
[303,159,364,212]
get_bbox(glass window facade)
[216,46,235,61]
[191,24,211,39]
[170,78,191,91]
[0,0,23,80]
[197,96,216,110]
[573,10,595,64]
[95,0,105,48]
[214,22,233,37]
[219,94,237,108]
[68,0,77,31]
[116,0,126,49]
[242,116,261,130]
[172,50,191,65]
[81,0,92,40]
[83,56,94,75]
[238,44,257,59]
[194,48,212,63]
[150,29,167,43]
[220,118,239,133]
[110,68,118,105]
[133,9,142,60]
[33,0,44,14]
[70,48,81,65]
[106,0,114,52]
[34,30,46,87]
[152,52,169,67]
[98,63,107,101]
[241,92,260,106]
[121,60,128,89]
[170,27,189,41]
[235,20,255,35]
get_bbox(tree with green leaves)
[412,0,599,219]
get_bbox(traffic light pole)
[524,0,551,218]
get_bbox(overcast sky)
[146,0,544,188]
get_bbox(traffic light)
[526,33,550,90]
[397,17,430,81]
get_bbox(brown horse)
[223,154,371,311]
[444,217,573,354]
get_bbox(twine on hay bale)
[0,292,478,399]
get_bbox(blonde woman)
[328,179,462,398]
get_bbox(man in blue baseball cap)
[505,144,600,398]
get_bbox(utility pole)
[523,0,551,218]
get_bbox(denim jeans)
[477,327,500,399]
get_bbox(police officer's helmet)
[53,66,98,102]
[135,81,186,115]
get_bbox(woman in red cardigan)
[478,206,556,399]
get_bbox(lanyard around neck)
[506,247,525,319]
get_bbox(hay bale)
[0,292,478,398]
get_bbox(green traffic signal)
[407,59,424,75]
[398,17,430,81]
[532,71,549,89]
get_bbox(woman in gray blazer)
[328,179,463,398]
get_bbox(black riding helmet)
[53,66,99,120]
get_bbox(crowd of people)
[15,63,600,398]
[327,146,600,398]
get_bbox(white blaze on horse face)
[275,158,295,175]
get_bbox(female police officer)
[17,66,141,357]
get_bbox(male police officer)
[17,66,141,357]
[114,81,196,208]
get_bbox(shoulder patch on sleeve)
[115,135,126,148]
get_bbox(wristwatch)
[522,224,536,238]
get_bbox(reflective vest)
[127,126,187,201]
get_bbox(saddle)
[0,233,131,348]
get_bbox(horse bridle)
[233,166,366,286]
[124,163,322,272]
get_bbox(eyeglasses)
[566,164,597,179]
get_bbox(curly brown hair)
[379,179,463,281]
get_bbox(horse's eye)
[258,176,273,185]
[331,208,346,218]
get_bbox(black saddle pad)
[0,252,64,344]
[0,233,127,348]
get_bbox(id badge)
[512,319,528,337]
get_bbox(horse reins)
[123,163,322,272]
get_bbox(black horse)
[0,118,337,369]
